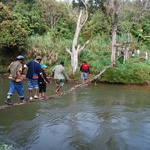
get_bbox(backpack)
[82,63,88,71]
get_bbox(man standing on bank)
[24,56,48,100]
[52,61,70,94]
[5,55,28,105]
[80,61,90,83]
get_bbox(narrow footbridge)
[0,58,119,110]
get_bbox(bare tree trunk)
[109,0,120,66]
[111,23,117,66]
[66,2,89,74]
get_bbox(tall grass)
[101,58,150,84]
[26,34,150,83]
[27,34,71,67]
[26,34,111,73]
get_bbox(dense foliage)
[0,0,149,84]
[0,3,28,49]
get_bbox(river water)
[0,77,150,150]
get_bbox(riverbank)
[1,71,150,86]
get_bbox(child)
[38,64,49,100]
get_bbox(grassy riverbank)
[0,35,149,85]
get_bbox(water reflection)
[0,77,150,150]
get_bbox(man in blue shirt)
[24,56,47,100]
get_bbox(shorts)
[81,72,87,79]
[55,79,65,87]
[39,84,46,93]
[27,79,39,90]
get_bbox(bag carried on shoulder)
[82,64,88,71]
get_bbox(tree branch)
[115,41,131,47]
[79,40,90,53]
[66,47,72,56]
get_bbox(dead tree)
[110,0,120,66]
[66,1,89,74]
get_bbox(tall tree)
[66,1,89,74]
[111,0,120,65]
[104,0,120,65]
[0,2,28,50]
[37,0,66,29]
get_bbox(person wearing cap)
[52,61,70,94]
[24,56,48,100]
[5,55,28,105]
[38,64,50,100]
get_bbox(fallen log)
[0,102,26,110]
[0,57,120,110]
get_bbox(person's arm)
[7,62,13,73]
[43,72,50,83]
[40,72,48,84]
[24,60,31,68]
[24,64,27,68]
[62,68,70,81]
[50,68,55,77]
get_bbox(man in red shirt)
[80,61,90,83]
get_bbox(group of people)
[121,48,149,60]
[4,55,90,105]
[131,49,140,57]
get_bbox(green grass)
[1,34,149,84]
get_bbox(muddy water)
[0,77,150,150]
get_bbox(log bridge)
[0,58,119,110]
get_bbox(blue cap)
[16,55,24,60]
[41,64,47,69]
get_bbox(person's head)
[16,55,24,63]
[36,56,42,63]
[41,64,47,71]
[60,61,64,66]
[83,61,87,64]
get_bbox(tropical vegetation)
[0,0,149,84]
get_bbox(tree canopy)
[0,0,149,76]
[0,2,28,49]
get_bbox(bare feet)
[55,90,62,95]
[39,97,45,100]
[20,100,27,104]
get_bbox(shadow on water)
[0,77,150,150]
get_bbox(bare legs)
[55,86,62,94]
[39,92,46,100]
[29,88,39,100]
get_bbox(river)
[0,77,150,150]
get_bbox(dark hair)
[60,61,64,65]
